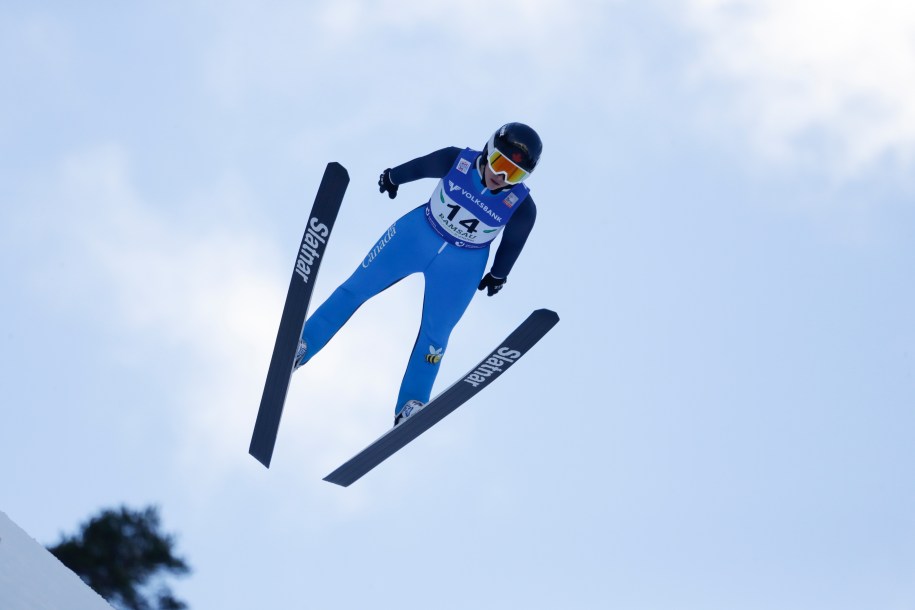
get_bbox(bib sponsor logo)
[442,181,503,223]
[504,192,518,208]
[457,158,471,174]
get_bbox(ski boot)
[394,400,425,426]
[293,339,307,371]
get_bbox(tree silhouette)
[48,505,190,610]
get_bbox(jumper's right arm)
[389,147,462,184]
[379,147,461,199]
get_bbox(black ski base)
[323,308,560,486]
[249,162,349,468]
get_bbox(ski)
[249,162,349,468]
[323,308,560,487]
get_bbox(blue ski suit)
[298,146,537,414]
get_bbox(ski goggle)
[486,141,530,184]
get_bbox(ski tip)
[325,161,350,181]
[532,308,560,325]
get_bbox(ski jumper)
[298,147,537,414]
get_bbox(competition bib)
[424,149,529,249]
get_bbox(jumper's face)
[482,162,509,190]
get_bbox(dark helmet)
[484,122,543,176]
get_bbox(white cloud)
[683,0,915,178]
[196,0,599,111]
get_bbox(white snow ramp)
[0,510,113,610]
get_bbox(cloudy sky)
[2,1,914,609]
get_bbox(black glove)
[378,168,398,199]
[477,273,507,297]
